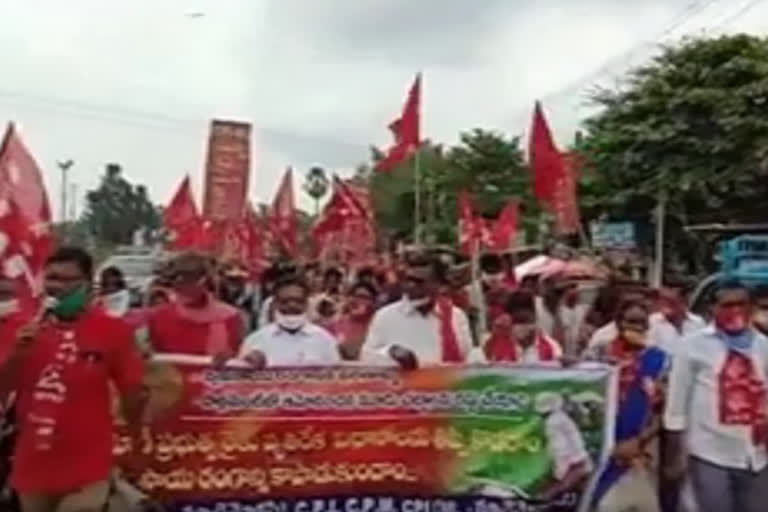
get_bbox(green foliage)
[367,130,537,245]
[82,163,160,246]
[580,34,768,226]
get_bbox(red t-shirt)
[147,303,243,356]
[11,308,143,493]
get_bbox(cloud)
[0,0,766,218]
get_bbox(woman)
[333,282,378,361]
[592,300,668,512]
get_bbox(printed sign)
[202,120,251,223]
[116,358,616,512]
[590,222,635,250]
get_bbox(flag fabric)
[163,176,206,251]
[0,123,53,309]
[313,177,375,265]
[313,176,367,238]
[458,191,481,255]
[486,200,518,252]
[221,203,262,276]
[269,168,297,256]
[528,102,582,235]
[529,101,565,205]
[376,74,422,172]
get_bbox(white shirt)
[648,312,706,357]
[361,299,473,366]
[535,296,590,356]
[520,334,563,365]
[664,326,768,470]
[238,322,341,367]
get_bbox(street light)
[57,159,74,222]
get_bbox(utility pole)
[57,159,74,222]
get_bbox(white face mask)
[275,311,308,331]
[103,289,131,317]
[405,296,431,310]
[0,299,19,318]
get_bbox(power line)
[714,0,767,28]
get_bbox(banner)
[117,357,616,512]
[202,120,252,223]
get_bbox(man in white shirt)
[362,252,473,369]
[239,276,341,367]
[663,281,768,512]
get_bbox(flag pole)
[414,148,422,245]
[470,238,488,344]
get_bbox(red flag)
[163,176,206,251]
[458,191,481,255]
[529,103,582,235]
[376,74,422,172]
[486,200,518,251]
[313,176,366,238]
[529,101,566,205]
[0,123,53,309]
[221,202,262,275]
[269,168,297,256]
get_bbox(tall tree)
[579,34,768,271]
[83,163,160,246]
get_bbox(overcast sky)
[0,0,766,218]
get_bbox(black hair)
[615,299,650,322]
[46,246,94,280]
[350,281,378,298]
[713,279,750,304]
[324,267,343,281]
[753,285,768,302]
[273,275,310,297]
[100,265,125,283]
[405,251,448,284]
[480,253,503,274]
[505,291,536,315]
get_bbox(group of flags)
[165,74,583,266]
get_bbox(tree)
[82,163,160,246]
[366,129,536,245]
[302,166,330,216]
[580,34,768,230]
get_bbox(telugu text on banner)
[202,120,252,224]
[116,357,617,512]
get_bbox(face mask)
[103,289,131,317]
[0,299,19,318]
[622,328,648,347]
[275,311,308,331]
[51,286,89,319]
[175,279,207,306]
[715,306,749,334]
[405,296,431,310]
[512,324,536,342]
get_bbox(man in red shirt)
[0,247,145,512]
[148,252,243,362]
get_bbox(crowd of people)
[1,244,768,512]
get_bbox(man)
[148,252,242,362]
[650,281,706,357]
[218,264,259,332]
[239,276,340,367]
[535,275,592,357]
[309,267,344,323]
[664,281,768,512]
[484,291,562,364]
[362,252,473,369]
[96,266,131,318]
[0,247,145,512]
